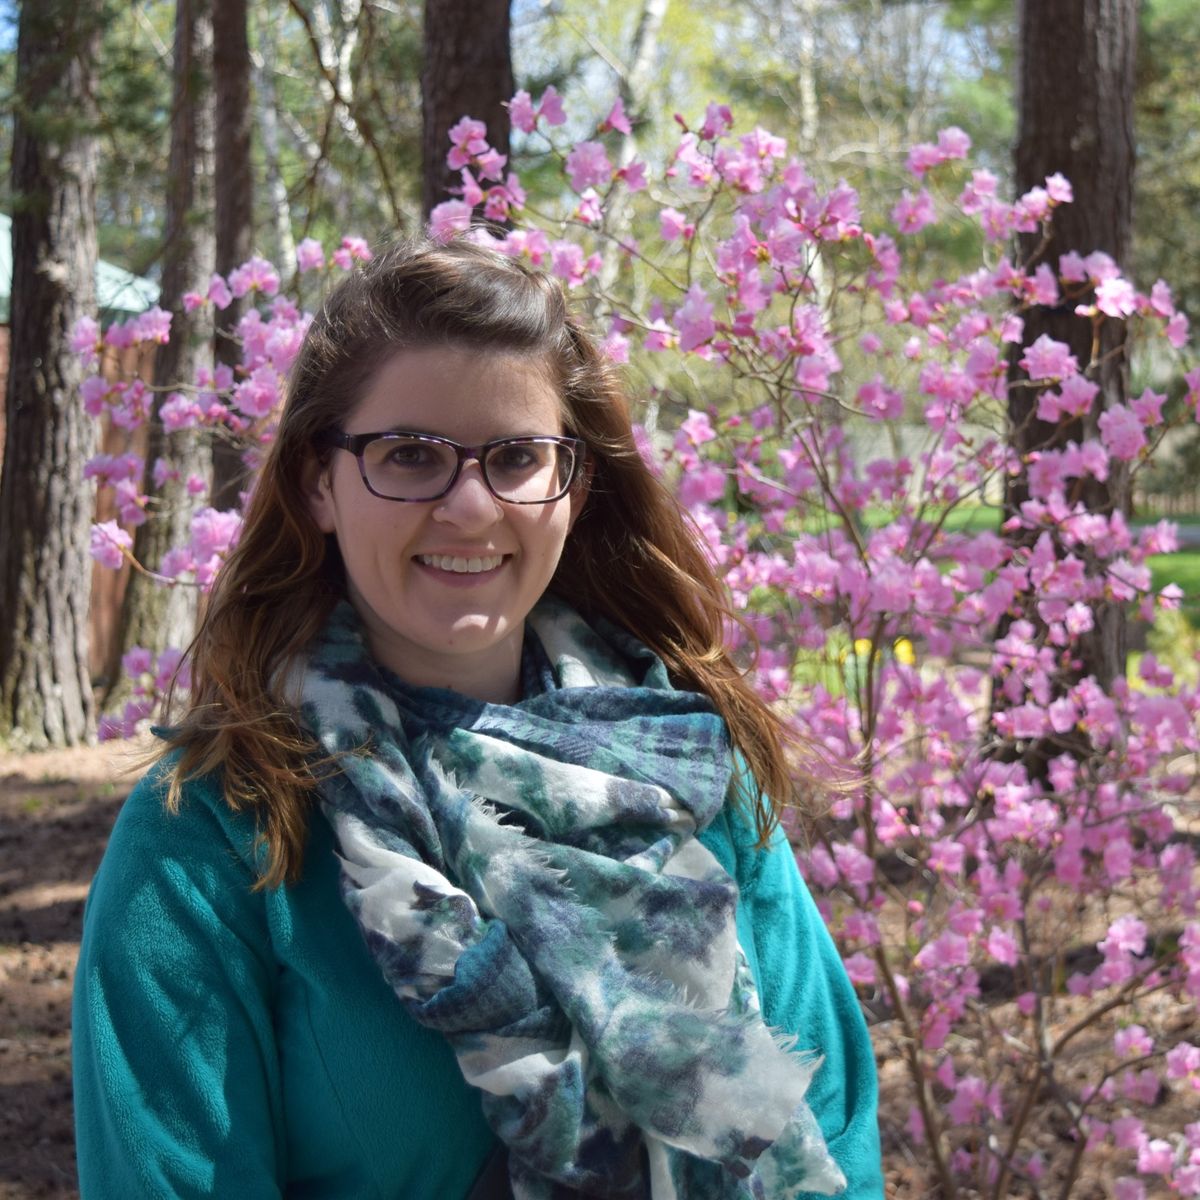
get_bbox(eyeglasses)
[321,430,587,504]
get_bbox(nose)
[431,459,503,529]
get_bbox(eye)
[489,442,543,472]
[373,437,440,469]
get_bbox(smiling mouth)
[417,553,506,574]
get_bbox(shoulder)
[81,753,275,968]
[699,768,786,898]
[108,752,263,877]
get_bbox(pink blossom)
[617,161,647,192]
[548,241,586,287]
[475,148,507,182]
[1113,1178,1145,1200]
[936,125,971,159]
[1166,311,1190,348]
[1044,172,1073,203]
[228,256,280,298]
[679,410,718,445]
[90,521,132,570]
[985,927,1019,966]
[1020,334,1079,380]
[1137,1138,1175,1176]
[71,316,101,368]
[856,375,903,421]
[1096,276,1137,317]
[130,306,173,344]
[81,375,111,416]
[1098,405,1147,461]
[1131,387,1166,426]
[295,238,325,272]
[447,116,488,169]
[1148,278,1175,317]
[698,102,733,140]
[507,89,536,133]
[601,330,630,364]
[341,236,372,264]
[122,646,154,678]
[660,207,692,242]
[1101,914,1147,958]
[676,463,725,507]
[1167,1042,1200,1082]
[428,200,473,243]
[601,97,632,135]
[207,273,233,309]
[891,189,936,234]
[674,284,716,351]
[537,86,566,126]
[565,141,612,192]
[842,952,876,986]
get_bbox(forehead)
[346,344,564,438]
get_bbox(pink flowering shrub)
[78,97,1200,1196]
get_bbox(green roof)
[0,213,159,324]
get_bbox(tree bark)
[211,0,254,509]
[0,0,102,749]
[253,3,297,275]
[1006,0,1137,690]
[421,0,513,218]
[119,0,216,670]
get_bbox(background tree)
[212,0,254,508]
[1004,0,1138,690]
[118,0,216,667]
[0,0,104,749]
[421,0,513,216]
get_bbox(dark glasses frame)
[320,429,588,504]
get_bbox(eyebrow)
[372,427,564,440]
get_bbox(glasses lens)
[361,435,457,500]
[484,439,575,503]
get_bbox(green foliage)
[1149,549,1200,628]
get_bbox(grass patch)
[1149,549,1200,627]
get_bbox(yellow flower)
[893,637,916,666]
[854,638,874,657]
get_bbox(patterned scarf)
[297,598,845,1199]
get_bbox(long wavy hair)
[165,237,810,887]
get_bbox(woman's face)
[307,345,584,703]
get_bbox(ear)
[566,456,594,533]
[303,452,338,534]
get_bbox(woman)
[73,239,883,1199]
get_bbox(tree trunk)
[119,0,216,669]
[597,0,668,293]
[211,0,253,509]
[1006,0,1137,690]
[253,2,297,275]
[421,0,513,217]
[0,0,102,749]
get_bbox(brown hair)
[165,237,810,886]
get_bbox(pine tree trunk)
[119,0,216,667]
[1006,0,1137,690]
[0,0,102,749]
[421,0,513,217]
[211,0,253,510]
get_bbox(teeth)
[419,554,504,574]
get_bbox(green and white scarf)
[298,597,845,1199]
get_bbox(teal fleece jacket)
[73,762,883,1198]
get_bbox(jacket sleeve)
[72,765,286,1198]
[737,819,885,1200]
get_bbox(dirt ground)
[0,740,1195,1199]
[0,739,150,1199]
